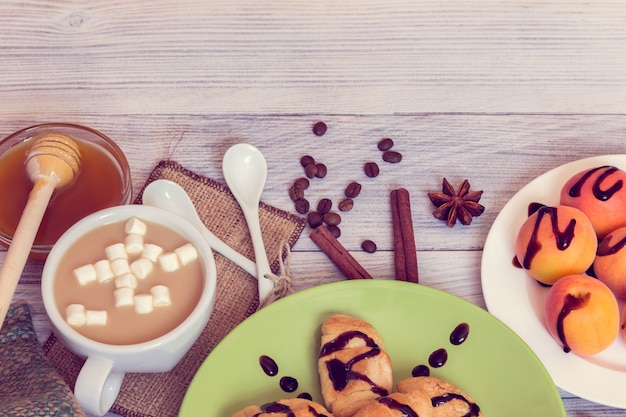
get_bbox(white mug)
[41,205,217,416]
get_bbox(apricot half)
[544,274,619,356]
[515,205,597,285]
[593,226,626,299]
[621,306,626,344]
[560,165,626,239]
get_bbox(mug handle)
[74,356,125,416]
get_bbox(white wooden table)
[2,2,626,416]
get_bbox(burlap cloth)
[43,160,306,417]
[1,303,84,417]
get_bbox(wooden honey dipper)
[0,133,81,327]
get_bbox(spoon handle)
[0,177,56,327]
[141,180,258,277]
[196,225,257,277]
[240,206,274,301]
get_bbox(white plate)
[481,154,626,409]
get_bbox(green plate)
[179,280,565,416]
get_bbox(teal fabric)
[0,303,84,417]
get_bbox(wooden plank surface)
[2,1,626,115]
[2,1,626,416]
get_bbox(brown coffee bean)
[294,177,310,190]
[307,211,323,228]
[344,181,362,198]
[378,138,394,151]
[317,198,332,215]
[338,198,354,212]
[288,184,304,201]
[361,239,377,253]
[327,224,341,238]
[364,162,380,178]
[294,198,310,214]
[323,212,342,226]
[312,121,327,136]
[315,163,327,178]
[382,150,402,163]
[300,155,315,168]
[304,163,318,179]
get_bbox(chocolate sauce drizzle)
[411,364,430,377]
[527,202,545,217]
[254,402,329,417]
[556,293,590,353]
[432,393,481,417]
[259,355,279,376]
[521,206,576,270]
[428,348,448,368]
[450,322,470,345]
[319,330,389,396]
[412,322,470,377]
[567,165,623,201]
[257,402,291,416]
[377,396,420,417]
[280,376,299,393]
[597,234,626,256]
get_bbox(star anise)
[428,178,485,227]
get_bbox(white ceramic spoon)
[142,179,257,277]
[222,143,274,301]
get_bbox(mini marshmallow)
[151,285,171,306]
[66,304,86,326]
[175,243,198,266]
[141,243,164,262]
[125,233,144,255]
[85,310,107,326]
[158,252,180,272]
[134,294,154,314]
[114,287,135,307]
[130,257,153,279]
[73,264,97,286]
[115,273,138,289]
[94,259,114,283]
[125,217,147,236]
[105,243,128,261]
[111,258,131,277]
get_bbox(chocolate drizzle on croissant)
[397,376,483,417]
[253,402,330,417]
[377,397,421,417]
[319,330,389,396]
[431,393,480,417]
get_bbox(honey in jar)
[0,124,132,257]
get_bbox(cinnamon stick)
[390,188,419,283]
[310,225,373,280]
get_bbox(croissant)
[396,376,483,417]
[231,397,334,417]
[352,391,433,417]
[317,314,393,417]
